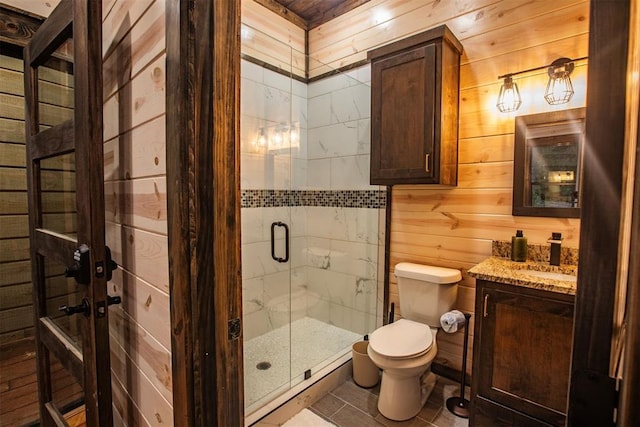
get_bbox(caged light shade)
[496,76,522,113]
[495,56,585,113]
[544,58,575,105]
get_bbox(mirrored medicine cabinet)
[512,108,586,218]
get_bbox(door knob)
[59,298,90,317]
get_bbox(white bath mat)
[282,409,336,427]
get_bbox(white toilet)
[367,262,461,421]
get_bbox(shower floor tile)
[244,316,362,411]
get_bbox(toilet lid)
[369,319,433,358]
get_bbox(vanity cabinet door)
[472,281,574,427]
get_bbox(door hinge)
[228,318,241,340]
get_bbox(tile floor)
[308,376,470,427]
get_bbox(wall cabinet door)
[368,25,461,186]
[471,280,574,427]
[371,44,436,183]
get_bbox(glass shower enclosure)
[240,24,385,421]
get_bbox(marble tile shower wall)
[305,66,381,339]
[241,59,383,341]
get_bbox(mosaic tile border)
[241,189,387,209]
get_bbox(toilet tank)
[394,262,461,327]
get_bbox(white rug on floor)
[282,409,336,427]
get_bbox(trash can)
[352,341,379,388]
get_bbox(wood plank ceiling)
[256,0,370,29]
[3,0,369,31]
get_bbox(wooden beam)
[618,111,640,426]
[618,0,640,422]
[167,0,243,425]
[166,0,194,424]
[567,0,630,425]
[211,0,243,423]
[0,5,42,47]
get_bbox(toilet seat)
[369,319,433,359]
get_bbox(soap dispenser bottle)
[511,230,527,262]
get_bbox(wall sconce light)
[496,75,522,113]
[544,58,575,105]
[496,56,586,113]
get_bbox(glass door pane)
[241,23,383,420]
[241,23,293,413]
[43,257,82,350]
[41,152,76,238]
[289,53,379,390]
[37,44,74,132]
[49,349,84,415]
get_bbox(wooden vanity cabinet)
[367,25,462,185]
[471,280,574,427]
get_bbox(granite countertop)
[468,256,577,295]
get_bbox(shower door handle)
[270,221,289,263]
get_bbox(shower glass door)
[241,24,382,417]
[240,24,295,412]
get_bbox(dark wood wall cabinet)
[471,280,575,427]
[367,25,462,185]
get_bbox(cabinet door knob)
[425,153,430,172]
[483,293,490,317]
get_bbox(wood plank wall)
[0,47,33,346]
[0,44,40,427]
[306,0,589,374]
[241,0,306,79]
[101,1,172,425]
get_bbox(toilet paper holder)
[444,311,472,418]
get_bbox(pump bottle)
[511,230,527,262]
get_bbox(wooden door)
[24,1,115,425]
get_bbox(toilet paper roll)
[440,310,466,333]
